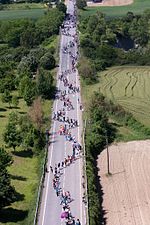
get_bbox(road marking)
[76,68,84,224]
[41,34,63,225]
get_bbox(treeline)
[85,91,150,225]
[79,10,150,83]
[85,92,115,225]
[0,7,65,106]
[0,5,66,213]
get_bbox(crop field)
[95,66,150,126]
[80,0,150,18]
[0,8,46,20]
[98,140,150,225]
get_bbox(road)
[38,0,86,224]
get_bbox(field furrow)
[98,66,150,126]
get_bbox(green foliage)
[0,147,16,209]
[56,2,67,14]
[79,10,150,70]
[1,90,12,107]
[0,147,13,168]
[3,113,22,150]
[36,69,54,99]
[12,95,19,108]
[19,76,36,106]
[0,73,16,93]
[40,52,55,70]
[78,57,96,83]
[85,92,116,225]
[76,0,87,9]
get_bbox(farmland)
[80,0,150,18]
[0,8,46,20]
[82,66,150,127]
[98,140,150,225]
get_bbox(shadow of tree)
[12,149,33,158]
[0,115,5,118]
[0,108,7,112]
[11,106,20,110]
[0,208,28,223]
[10,174,27,181]
[19,111,26,115]
[15,191,25,202]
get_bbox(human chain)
[46,0,82,224]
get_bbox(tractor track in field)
[130,73,138,97]
[103,70,121,99]
[117,100,150,118]
[124,72,132,97]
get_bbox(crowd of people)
[47,0,82,224]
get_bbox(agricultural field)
[1,2,45,10]
[0,8,46,20]
[84,66,150,127]
[80,0,150,18]
[98,140,150,225]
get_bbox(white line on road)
[41,34,63,225]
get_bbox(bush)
[40,53,55,70]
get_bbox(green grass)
[1,3,46,10]
[0,8,46,20]
[81,65,150,141]
[80,0,150,18]
[42,35,59,50]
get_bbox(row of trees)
[85,92,116,225]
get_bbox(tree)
[12,95,19,108]
[76,0,87,9]
[56,2,67,14]
[40,52,55,70]
[19,76,36,106]
[0,147,16,209]
[1,90,12,107]
[36,69,54,99]
[19,115,36,150]
[28,97,44,131]
[3,114,22,150]
[78,57,96,83]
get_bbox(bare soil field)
[97,140,150,225]
[87,0,133,7]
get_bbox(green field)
[83,66,150,127]
[2,2,45,10]
[80,0,150,18]
[0,8,46,20]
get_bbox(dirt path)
[97,140,150,225]
[87,0,133,7]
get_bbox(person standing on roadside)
[76,219,81,225]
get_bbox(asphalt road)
[38,0,86,224]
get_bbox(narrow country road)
[38,0,86,224]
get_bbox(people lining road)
[47,0,82,224]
